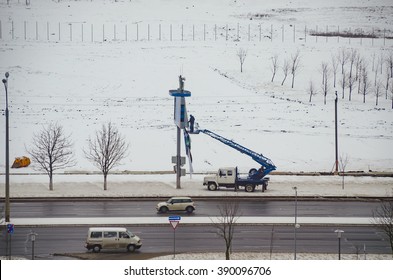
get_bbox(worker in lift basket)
[189,114,195,133]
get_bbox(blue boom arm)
[199,129,277,176]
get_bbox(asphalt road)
[4,199,382,218]
[0,225,390,259]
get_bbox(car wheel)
[92,245,101,253]
[127,244,136,252]
[186,206,194,213]
[208,183,217,191]
[245,184,255,192]
[160,206,169,213]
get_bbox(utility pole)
[334,91,338,174]
[2,72,10,222]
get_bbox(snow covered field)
[1,0,393,179]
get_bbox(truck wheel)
[186,206,194,213]
[245,184,255,192]
[159,206,169,213]
[92,245,101,253]
[208,183,217,191]
[127,244,136,252]
[262,183,267,192]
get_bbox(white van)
[85,227,142,253]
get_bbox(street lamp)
[292,186,299,260]
[334,229,344,260]
[2,72,10,223]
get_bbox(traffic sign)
[169,216,181,230]
[7,223,14,234]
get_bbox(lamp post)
[334,229,344,260]
[293,186,299,260]
[2,72,10,223]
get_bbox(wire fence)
[0,20,392,47]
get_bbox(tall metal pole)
[2,72,10,223]
[176,126,181,189]
[335,229,344,260]
[293,186,298,260]
[334,91,338,174]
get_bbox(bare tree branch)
[27,123,75,191]
[84,122,129,190]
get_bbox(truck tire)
[208,183,217,191]
[245,184,255,192]
[262,182,267,192]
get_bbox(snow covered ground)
[0,0,392,180]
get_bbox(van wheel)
[127,244,136,252]
[92,245,101,253]
[160,206,168,213]
[186,206,194,214]
[208,183,217,191]
[245,184,255,192]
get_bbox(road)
[4,199,382,218]
[0,225,390,259]
[0,199,390,259]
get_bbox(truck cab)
[203,167,237,191]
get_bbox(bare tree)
[361,63,370,103]
[385,65,391,99]
[337,47,349,75]
[237,48,247,73]
[290,50,301,88]
[281,59,290,86]
[386,50,393,78]
[348,49,358,84]
[84,122,129,190]
[339,71,348,99]
[211,199,241,260]
[27,123,75,191]
[308,80,318,102]
[389,78,393,109]
[321,62,330,105]
[331,55,339,88]
[270,54,279,82]
[374,80,383,106]
[348,72,356,101]
[339,154,349,190]
[373,200,393,256]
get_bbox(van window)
[119,232,130,239]
[90,232,102,238]
[227,170,233,176]
[104,231,117,238]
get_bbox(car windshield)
[167,198,173,203]
[127,230,135,237]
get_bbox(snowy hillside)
[0,0,392,174]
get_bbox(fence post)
[159,24,161,41]
[215,24,217,41]
[271,24,273,41]
[226,24,228,41]
[360,28,362,45]
[259,24,261,42]
[70,23,72,41]
[248,24,250,41]
[12,21,14,40]
[293,24,295,43]
[349,27,351,44]
[24,21,27,40]
[91,23,93,42]
[372,27,374,46]
[0,20,2,40]
[59,22,61,41]
[337,26,339,43]
[103,24,105,42]
[136,23,138,41]
[315,25,318,42]
[114,24,116,41]
[304,25,307,42]
[384,28,386,46]
[204,24,206,41]
[36,21,38,40]
[237,23,239,40]
[125,24,127,41]
[282,24,284,42]
[47,22,49,41]
[326,25,328,43]
[192,24,194,41]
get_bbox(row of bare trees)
[26,122,129,191]
[307,48,393,107]
[270,50,301,88]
